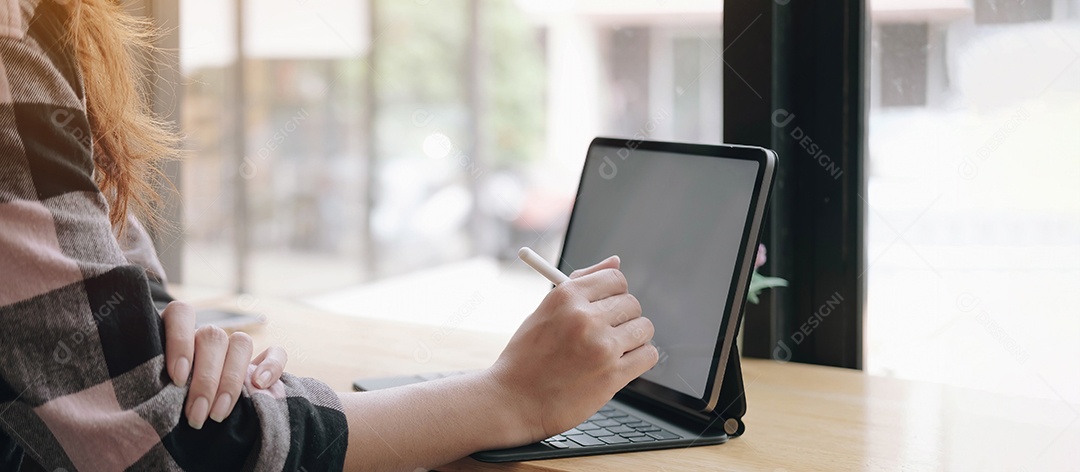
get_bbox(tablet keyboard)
[542,405,682,449]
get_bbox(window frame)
[724,0,868,369]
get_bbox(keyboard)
[542,405,682,449]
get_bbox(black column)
[724,0,867,369]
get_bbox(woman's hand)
[336,256,656,469]
[160,301,289,429]
[488,256,658,443]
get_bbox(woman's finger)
[251,346,288,389]
[611,316,655,354]
[186,325,228,430]
[569,268,629,302]
[209,332,254,423]
[161,301,195,387]
[592,293,642,327]
[620,339,660,377]
[568,255,620,279]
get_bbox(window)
[878,23,929,107]
[174,1,725,318]
[975,0,1053,24]
[866,1,1080,403]
[725,1,1079,388]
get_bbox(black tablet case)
[616,313,748,438]
[716,324,748,436]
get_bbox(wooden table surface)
[196,295,1080,471]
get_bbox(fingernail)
[257,370,272,388]
[188,396,209,430]
[174,357,190,387]
[209,393,232,423]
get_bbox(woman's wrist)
[477,364,544,448]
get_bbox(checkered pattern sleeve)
[0,1,348,471]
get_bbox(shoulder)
[0,0,36,40]
[0,0,89,199]
[0,0,83,100]
[0,0,83,102]
[0,1,66,41]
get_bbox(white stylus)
[518,247,570,285]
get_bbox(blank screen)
[559,145,759,399]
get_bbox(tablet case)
[615,318,747,439]
[716,327,747,437]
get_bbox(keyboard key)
[629,435,656,442]
[593,419,620,428]
[625,421,649,428]
[607,425,635,434]
[563,428,584,436]
[588,413,606,422]
[599,435,631,444]
[585,428,614,438]
[599,406,615,413]
[604,410,629,418]
[621,415,640,423]
[619,431,645,438]
[550,435,566,441]
[545,440,569,449]
[568,435,605,447]
[646,430,681,441]
[634,426,661,433]
[576,422,600,431]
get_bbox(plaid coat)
[0,1,348,470]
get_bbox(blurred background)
[161,0,1078,403]
[177,0,721,295]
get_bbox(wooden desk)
[199,296,1079,471]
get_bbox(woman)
[0,1,657,470]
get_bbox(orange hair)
[66,0,179,230]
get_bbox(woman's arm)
[159,301,291,428]
[0,2,656,469]
[125,225,293,428]
[340,261,657,470]
[0,2,348,470]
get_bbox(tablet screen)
[559,144,760,400]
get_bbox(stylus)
[518,247,570,285]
